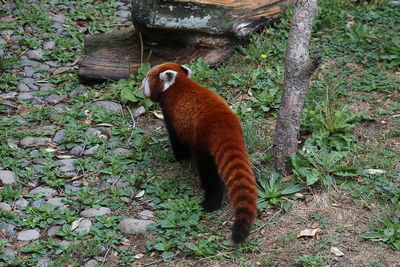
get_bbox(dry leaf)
[8,143,18,150]
[152,110,164,120]
[134,253,144,259]
[53,66,71,75]
[331,203,342,207]
[135,190,145,198]
[311,222,319,229]
[71,218,83,231]
[331,246,344,256]
[45,148,57,153]
[56,155,74,159]
[297,228,321,238]
[365,169,386,175]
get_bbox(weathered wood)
[79,0,293,82]
[79,26,231,82]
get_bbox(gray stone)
[133,106,146,118]
[38,64,51,72]
[51,15,65,24]
[45,94,67,104]
[20,136,49,147]
[108,141,119,148]
[0,223,16,237]
[69,84,87,96]
[85,128,101,139]
[139,210,155,220]
[112,148,132,157]
[0,170,16,184]
[0,202,12,212]
[70,145,84,155]
[17,83,30,92]
[53,129,66,143]
[15,198,29,207]
[27,48,43,61]
[11,35,22,42]
[32,199,45,208]
[0,91,17,99]
[30,125,56,135]
[118,10,130,18]
[32,164,44,172]
[1,30,13,39]
[94,101,120,113]
[80,207,111,218]
[43,40,56,50]
[74,219,92,233]
[24,66,36,77]
[29,186,57,197]
[58,240,72,247]
[47,225,62,237]
[119,218,154,234]
[58,159,76,173]
[17,229,40,241]
[46,61,59,68]
[20,59,40,67]
[98,181,110,190]
[18,92,36,102]
[21,77,35,85]
[65,184,80,192]
[36,256,52,267]
[83,145,99,156]
[47,197,65,208]
[84,259,98,267]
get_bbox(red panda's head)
[139,62,192,102]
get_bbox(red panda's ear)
[159,70,178,91]
[181,65,192,78]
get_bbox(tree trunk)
[273,0,321,174]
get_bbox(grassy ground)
[1,0,399,266]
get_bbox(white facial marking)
[159,70,178,91]
[141,77,151,97]
[181,65,192,78]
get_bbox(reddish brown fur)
[142,63,257,243]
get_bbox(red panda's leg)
[162,111,191,161]
[195,151,224,211]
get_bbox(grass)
[0,0,399,266]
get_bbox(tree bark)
[273,0,321,174]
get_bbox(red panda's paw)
[232,222,250,244]
[201,194,222,212]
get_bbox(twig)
[101,245,111,266]
[139,32,144,65]
[125,106,136,145]
[250,209,282,234]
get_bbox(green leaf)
[153,243,165,251]
[281,183,304,195]
[120,87,138,104]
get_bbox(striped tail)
[212,137,257,243]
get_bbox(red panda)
[139,62,257,243]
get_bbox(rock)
[29,186,57,197]
[65,184,80,192]
[15,198,29,207]
[1,30,13,39]
[18,92,37,102]
[85,128,101,139]
[98,181,110,190]
[53,129,66,143]
[70,145,84,155]
[74,219,92,233]
[94,101,120,113]
[24,66,36,77]
[0,202,12,212]
[69,84,87,96]
[80,207,111,218]
[118,10,130,18]
[30,125,57,135]
[47,197,66,208]
[83,145,99,156]
[32,199,45,208]
[133,106,146,118]
[17,229,40,241]
[37,256,52,267]
[112,148,132,157]
[0,91,17,99]
[32,157,48,164]
[51,15,65,24]
[20,137,50,147]
[58,159,76,172]
[0,223,16,237]
[0,170,16,184]
[45,94,67,104]
[139,210,155,220]
[118,218,154,234]
[43,40,56,50]
[84,259,98,267]
[17,84,30,92]
[47,225,62,237]
[20,59,40,67]
[27,48,43,61]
